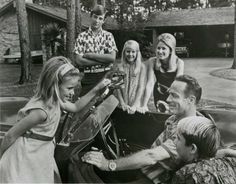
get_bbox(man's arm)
[74,51,116,67]
[84,51,116,64]
[82,146,170,171]
[74,54,100,67]
[216,148,236,158]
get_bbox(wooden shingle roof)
[146,6,234,28]
[0,1,118,30]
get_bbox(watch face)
[109,160,116,171]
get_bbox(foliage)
[33,0,235,28]
[33,0,235,60]
[42,23,66,56]
[114,30,154,58]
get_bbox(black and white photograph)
[0,0,236,183]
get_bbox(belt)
[82,65,111,74]
[23,132,54,141]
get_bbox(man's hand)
[82,148,109,171]
[83,53,96,60]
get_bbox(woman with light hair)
[140,33,184,113]
[172,116,236,184]
[115,40,146,114]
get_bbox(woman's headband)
[157,33,176,50]
[124,40,140,51]
[60,63,75,77]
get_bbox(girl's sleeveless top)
[17,97,61,137]
[153,59,178,102]
[0,97,62,183]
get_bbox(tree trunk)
[41,25,47,63]
[75,0,82,36]
[15,0,32,84]
[232,4,236,69]
[66,0,76,63]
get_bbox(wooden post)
[41,25,47,63]
[232,4,236,69]
[75,0,82,36]
[152,29,158,50]
[15,0,32,84]
[66,0,76,63]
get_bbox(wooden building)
[145,7,234,57]
[0,1,118,62]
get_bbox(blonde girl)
[140,33,184,113]
[0,56,110,183]
[116,40,146,114]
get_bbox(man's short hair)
[178,116,221,159]
[175,75,202,104]
[90,5,106,17]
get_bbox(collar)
[88,27,103,36]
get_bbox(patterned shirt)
[74,28,118,91]
[142,113,203,184]
[141,115,181,184]
[74,27,117,56]
[171,157,236,184]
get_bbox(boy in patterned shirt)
[74,5,118,96]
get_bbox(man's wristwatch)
[108,160,117,171]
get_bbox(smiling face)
[156,41,171,61]
[91,14,105,30]
[59,76,81,102]
[166,81,190,116]
[124,48,137,64]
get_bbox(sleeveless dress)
[153,59,178,107]
[0,98,61,183]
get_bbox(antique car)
[0,90,236,183]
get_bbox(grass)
[210,67,236,81]
[0,64,42,97]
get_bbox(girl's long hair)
[156,33,177,70]
[34,56,80,108]
[121,40,142,76]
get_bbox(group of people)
[0,4,236,184]
[73,4,184,114]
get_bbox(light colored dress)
[118,63,143,106]
[0,98,61,183]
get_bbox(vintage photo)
[0,0,236,183]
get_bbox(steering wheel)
[57,69,125,158]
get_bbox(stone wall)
[0,10,20,63]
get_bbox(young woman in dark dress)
[139,33,184,113]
